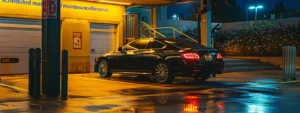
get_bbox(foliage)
[214,21,300,56]
[181,28,199,40]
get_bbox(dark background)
[167,0,300,22]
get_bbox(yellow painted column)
[117,22,124,47]
[200,0,212,48]
[151,7,157,28]
[61,19,90,73]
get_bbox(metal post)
[42,0,61,96]
[283,46,297,81]
[197,13,201,44]
[33,48,41,97]
[255,8,258,21]
[62,50,68,98]
[246,2,248,23]
[292,47,297,80]
[212,38,214,48]
[28,48,35,96]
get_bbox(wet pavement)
[0,70,300,113]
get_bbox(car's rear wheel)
[154,62,174,84]
[193,74,210,82]
[98,59,112,78]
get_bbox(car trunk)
[192,48,219,62]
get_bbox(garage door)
[90,23,116,72]
[0,18,41,74]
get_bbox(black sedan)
[94,38,224,83]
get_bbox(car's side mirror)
[118,47,122,51]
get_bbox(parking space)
[1,70,300,113]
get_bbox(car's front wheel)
[98,59,112,78]
[154,62,174,84]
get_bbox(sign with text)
[1,58,19,63]
[73,32,82,49]
[42,0,57,19]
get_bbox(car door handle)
[135,53,141,55]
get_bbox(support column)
[42,0,61,96]
[151,7,157,28]
[200,0,212,48]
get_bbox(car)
[94,38,224,83]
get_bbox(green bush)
[215,21,300,56]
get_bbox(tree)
[273,3,280,14]
[273,0,287,18]
[185,0,244,22]
[186,3,200,21]
[179,12,185,20]
[279,0,287,13]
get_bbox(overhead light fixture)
[98,0,132,5]
[248,6,256,9]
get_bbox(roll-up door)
[90,23,116,72]
[0,17,41,74]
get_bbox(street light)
[172,14,179,20]
[249,5,263,21]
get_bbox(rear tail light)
[181,52,200,61]
[216,53,222,59]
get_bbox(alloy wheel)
[155,63,169,83]
[99,60,108,76]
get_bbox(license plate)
[205,55,212,61]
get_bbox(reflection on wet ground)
[0,71,300,113]
[1,82,299,113]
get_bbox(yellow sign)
[0,0,125,22]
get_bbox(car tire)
[193,74,210,82]
[98,59,112,78]
[153,62,174,84]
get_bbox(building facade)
[0,0,125,74]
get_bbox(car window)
[163,39,206,49]
[148,40,166,49]
[129,39,150,49]
[123,45,135,51]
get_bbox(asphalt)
[0,70,300,113]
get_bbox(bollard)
[33,48,41,97]
[283,46,297,81]
[62,50,68,98]
[28,48,35,96]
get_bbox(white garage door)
[90,23,116,72]
[0,18,41,74]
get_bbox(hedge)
[214,21,300,56]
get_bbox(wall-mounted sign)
[73,32,82,49]
[42,0,58,19]
[1,58,19,63]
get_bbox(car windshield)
[163,39,206,49]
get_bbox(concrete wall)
[226,56,300,69]
[222,17,300,31]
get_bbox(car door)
[134,39,167,71]
[108,45,135,71]
[121,39,151,71]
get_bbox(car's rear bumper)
[171,61,224,75]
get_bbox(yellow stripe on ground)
[0,83,28,92]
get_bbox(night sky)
[167,0,300,19]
